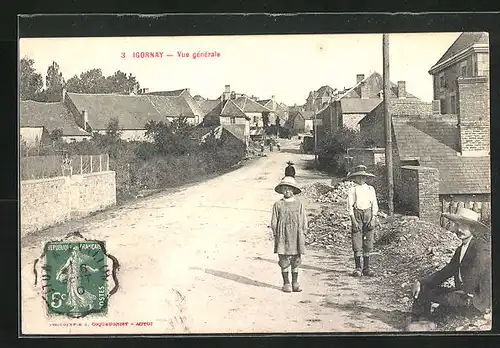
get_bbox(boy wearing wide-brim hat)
[408,207,491,326]
[346,165,378,277]
[271,176,307,293]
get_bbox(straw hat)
[275,176,302,195]
[442,207,489,230]
[346,165,375,179]
[286,161,295,165]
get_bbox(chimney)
[186,88,190,94]
[356,74,365,84]
[223,85,231,101]
[62,88,67,102]
[397,81,406,98]
[456,76,490,156]
[82,110,89,130]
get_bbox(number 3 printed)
[121,52,126,58]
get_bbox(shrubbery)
[29,117,246,203]
[317,127,365,175]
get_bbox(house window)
[230,117,236,124]
[253,116,257,123]
[460,61,468,77]
[450,95,457,114]
[439,73,446,88]
[70,138,76,143]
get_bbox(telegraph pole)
[383,34,394,216]
[314,94,318,163]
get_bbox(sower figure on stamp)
[346,165,378,277]
[285,161,296,178]
[271,176,307,293]
[408,207,491,325]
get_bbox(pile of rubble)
[305,208,351,249]
[301,182,335,200]
[373,215,461,296]
[316,181,357,204]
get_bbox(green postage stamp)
[35,232,119,318]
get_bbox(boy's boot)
[291,271,302,292]
[351,256,362,277]
[281,271,292,293]
[362,256,375,277]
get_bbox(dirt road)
[21,139,408,334]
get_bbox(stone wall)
[21,171,116,237]
[347,148,386,168]
[399,166,440,223]
[457,76,490,155]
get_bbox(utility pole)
[383,33,394,216]
[314,94,318,163]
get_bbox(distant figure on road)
[260,141,265,153]
[276,140,281,151]
[271,176,307,293]
[346,165,378,277]
[285,161,295,178]
[408,207,491,328]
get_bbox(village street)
[21,139,409,335]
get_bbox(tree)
[262,113,270,128]
[66,69,108,94]
[44,61,65,102]
[20,57,43,101]
[106,70,140,94]
[145,117,196,156]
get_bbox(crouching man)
[409,207,491,327]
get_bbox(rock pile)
[373,215,461,297]
[305,208,351,249]
[316,181,357,204]
[301,182,334,200]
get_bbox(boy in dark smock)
[271,176,307,293]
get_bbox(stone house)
[358,76,490,223]
[198,92,251,147]
[190,123,247,159]
[304,85,338,112]
[143,88,205,125]
[65,91,200,141]
[20,99,92,144]
[428,32,489,115]
[321,72,420,135]
[257,97,289,126]
[287,110,315,134]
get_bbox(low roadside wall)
[21,171,116,237]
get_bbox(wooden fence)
[20,154,110,181]
[440,198,491,229]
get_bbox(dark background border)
[2,10,500,348]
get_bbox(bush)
[317,127,364,175]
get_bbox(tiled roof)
[341,72,418,99]
[146,89,188,97]
[312,85,336,98]
[67,93,173,130]
[301,111,315,120]
[234,96,271,113]
[199,98,222,115]
[20,100,90,136]
[221,100,250,119]
[145,95,196,118]
[432,32,489,69]
[340,98,382,114]
[392,117,490,194]
[222,124,246,143]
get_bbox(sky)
[19,33,463,105]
